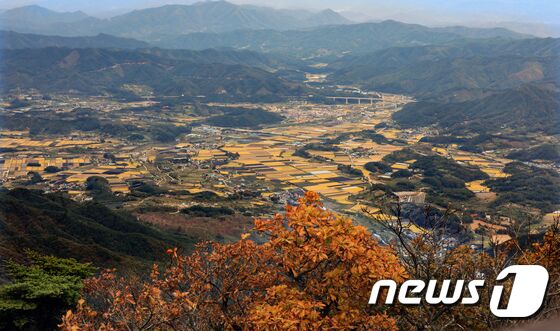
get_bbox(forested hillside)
[0,189,195,271]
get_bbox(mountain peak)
[9,4,50,11]
[4,4,88,16]
[309,8,351,26]
[1,4,91,23]
[192,0,236,8]
[320,8,337,14]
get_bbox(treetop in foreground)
[60,191,405,330]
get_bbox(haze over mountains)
[2,0,558,35]
[154,21,527,58]
[0,31,150,49]
[0,2,351,38]
[0,21,526,59]
[0,2,529,57]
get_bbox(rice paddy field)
[214,104,429,209]
[449,150,510,179]
[0,94,520,222]
[0,132,147,193]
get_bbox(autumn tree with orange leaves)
[523,221,560,322]
[61,191,406,330]
[366,196,560,331]
[365,199,505,330]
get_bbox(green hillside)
[329,38,559,97]
[0,47,305,101]
[0,188,196,271]
[0,30,149,49]
[156,20,526,58]
[507,144,560,162]
[393,83,560,135]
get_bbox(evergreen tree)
[0,251,95,330]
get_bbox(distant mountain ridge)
[155,20,528,58]
[0,47,305,101]
[0,4,89,25]
[329,37,560,97]
[0,2,528,59]
[0,30,149,49]
[0,1,351,39]
[0,31,280,66]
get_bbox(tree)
[362,195,504,330]
[361,194,560,330]
[522,220,560,322]
[248,191,405,330]
[85,176,114,201]
[61,192,405,330]
[44,166,62,174]
[26,172,43,185]
[0,252,95,330]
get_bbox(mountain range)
[0,21,526,61]
[1,1,556,139]
[329,37,560,98]
[364,38,560,138]
[155,20,527,58]
[0,2,351,39]
[0,30,149,49]
[0,47,305,101]
[393,83,560,136]
[0,2,530,60]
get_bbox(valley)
[2,87,556,251]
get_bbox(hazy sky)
[1,0,559,26]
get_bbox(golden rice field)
[0,137,100,149]
[192,149,228,162]
[450,150,509,178]
[465,180,491,193]
[222,139,367,204]
[216,116,417,205]
[1,156,91,179]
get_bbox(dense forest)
[485,162,560,213]
[0,47,306,101]
[0,189,196,270]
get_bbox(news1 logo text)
[369,265,549,318]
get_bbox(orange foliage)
[525,224,560,276]
[60,191,406,330]
[249,191,405,330]
[522,224,560,321]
